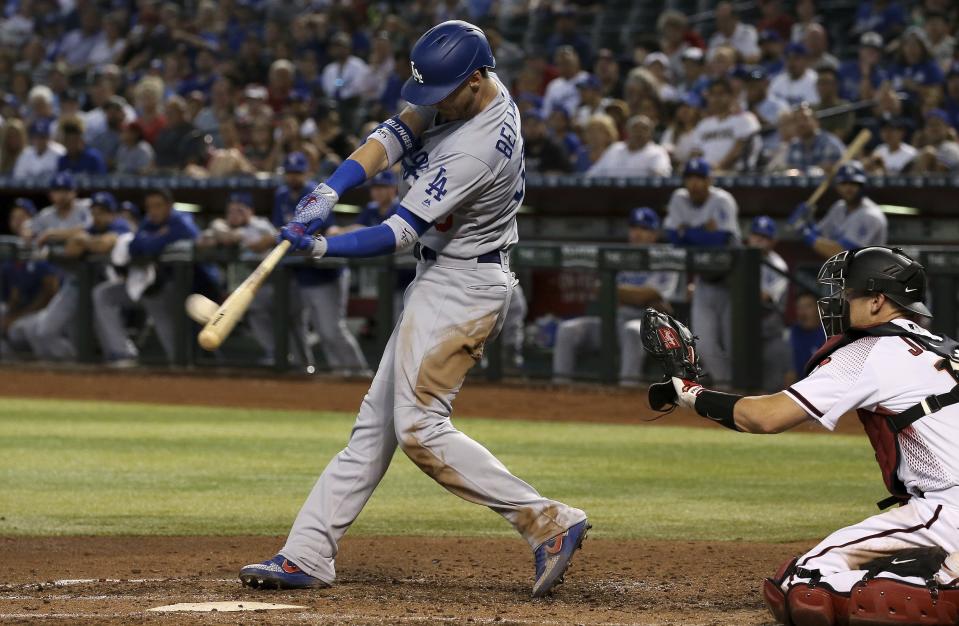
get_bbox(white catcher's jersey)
[663,186,742,244]
[816,196,888,249]
[399,75,523,259]
[785,319,959,506]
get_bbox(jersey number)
[425,167,449,201]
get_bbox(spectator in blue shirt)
[891,27,944,96]
[852,0,906,40]
[785,104,845,173]
[546,7,593,69]
[788,291,826,381]
[837,32,889,102]
[62,191,130,259]
[57,116,106,174]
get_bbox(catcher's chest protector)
[805,323,959,509]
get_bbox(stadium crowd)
[0,0,955,181]
[0,1,951,386]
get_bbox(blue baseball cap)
[628,207,660,230]
[28,118,52,137]
[683,157,710,178]
[370,170,396,186]
[229,191,253,207]
[50,171,76,190]
[12,197,36,216]
[759,29,782,43]
[120,200,141,220]
[750,215,777,238]
[282,151,308,173]
[785,42,808,56]
[927,108,951,124]
[681,91,704,108]
[575,74,601,90]
[90,191,117,211]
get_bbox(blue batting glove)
[292,183,338,224]
[800,223,820,247]
[788,202,811,227]
[279,224,314,251]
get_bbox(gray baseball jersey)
[32,200,92,234]
[238,216,277,249]
[663,186,742,244]
[399,75,523,259]
[816,196,888,248]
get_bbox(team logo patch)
[657,327,681,350]
[411,61,424,84]
[281,560,300,574]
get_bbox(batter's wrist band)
[693,390,744,431]
[325,159,367,197]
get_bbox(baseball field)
[0,369,879,625]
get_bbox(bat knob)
[198,329,221,351]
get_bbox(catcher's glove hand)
[641,308,704,413]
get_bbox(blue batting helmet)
[834,161,867,185]
[401,20,495,106]
[683,157,711,178]
[629,207,660,230]
[750,215,777,239]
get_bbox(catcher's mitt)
[640,308,703,381]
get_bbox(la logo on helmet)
[411,62,424,83]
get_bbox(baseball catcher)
[643,247,959,626]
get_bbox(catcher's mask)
[817,247,931,337]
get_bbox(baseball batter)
[553,207,680,385]
[240,21,589,597]
[664,157,741,386]
[789,160,888,259]
[647,247,959,626]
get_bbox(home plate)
[148,601,305,613]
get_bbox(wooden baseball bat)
[806,128,872,212]
[197,240,291,351]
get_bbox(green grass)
[0,398,881,542]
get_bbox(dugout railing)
[1,242,957,391]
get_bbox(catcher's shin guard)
[787,583,847,626]
[764,557,798,625]
[847,578,959,625]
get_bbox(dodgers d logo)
[411,61,424,83]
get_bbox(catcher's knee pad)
[764,557,798,625]
[787,583,848,626]
[847,579,959,625]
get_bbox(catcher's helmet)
[817,246,931,336]
[401,21,495,106]
[834,160,868,185]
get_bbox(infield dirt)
[0,367,838,624]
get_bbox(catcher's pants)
[552,306,646,384]
[691,279,731,385]
[299,270,369,374]
[784,497,959,593]
[93,280,178,362]
[282,256,586,583]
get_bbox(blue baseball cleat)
[531,519,590,598]
[238,555,330,590]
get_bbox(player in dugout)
[642,246,959,626]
